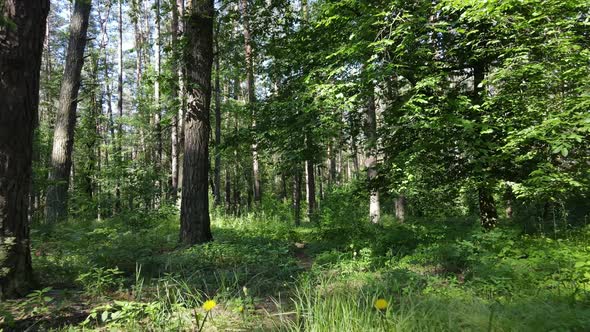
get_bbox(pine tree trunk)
[179,0,214,245]
[46,0,92,223]
[0,0,49,299]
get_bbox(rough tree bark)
[0,0,49,299]
[179,0,214,245]
[45,0,92,223]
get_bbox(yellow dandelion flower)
[203,299,217,312]
[374,298,388,311]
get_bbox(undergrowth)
[0,194,589,331]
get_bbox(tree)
[153,0,163,205]
[365,85,380,224]
[240,0,261,203]
[0,0,49,298]
[170,0,183,203]
[179,0,214,245]
[45,0,92,223]
[213,20,222,206]
[115,0,123,211]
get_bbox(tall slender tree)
[45,0,92,223]
[170,0,182,202]
[213,20,222,206]
[0,0,49,298]
[115,0,123,211]
[179,0,214,245]
[365,86,380,224]
[153,0,163,204]
[240,0,261,203]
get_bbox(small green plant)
[76,266,124,296]
[83,300,163,328]
[19,287,54,317]
[0,305,16,328]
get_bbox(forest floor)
[1,205,590,331]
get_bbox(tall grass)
[275,272,590,332]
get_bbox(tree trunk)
[232,109,240,215]
[233,159,241,215]
[114,0,123,212]
[0,0,49,299]
[170,0,184,203]
[240,0,261,203]
[225,168,231,208]
[395,195,406,223]
[293,168,302,226]
[504,187,514,219]
[45,0,92,223]
[82,54,100,203]
[213,21,222,207]
[351,135,359,175]
[179,0,214,245]
[153,0,162,207]
[306,160,316,220]
[365,88,380,224]
[170,0,181,203]
[328,142,337,185]
[176,0,186,198]
[473,63,498,229]
[280,172,287,202]
[317,164,324,201]
[479,187,498,230]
